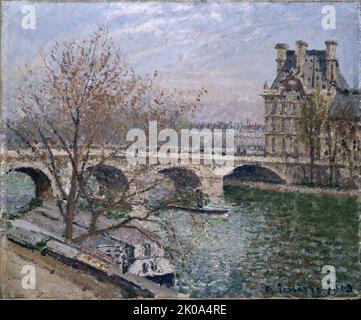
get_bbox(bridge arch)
[7,167,53,200]
[223,164,287,185]
[158,167,202,191]
[86,164,129,195]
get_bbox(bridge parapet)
[2,149,359,203]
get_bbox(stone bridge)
[1,149,353,204]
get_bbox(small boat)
[167,204,230,215]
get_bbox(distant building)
[190,121,265,155]
[236,123,265,155]
[262,40,360,159]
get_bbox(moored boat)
[167,204,229,215]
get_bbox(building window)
[291,103,296,114]
[294,139,299,156]
[281,138,286,155]
[144,243,151,257]
[266,136,271,152]
[276,118,281,131]
[271,103,277,114]
[281,119,286,132]
[150,261,157,271]
[281,103,286,114]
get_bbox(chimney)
[275,43,288,73]
[325,40,337,82]
[296,40,308,74]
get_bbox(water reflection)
[1,172,36,215]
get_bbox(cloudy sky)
[2,1,359,123]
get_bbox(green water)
[161,185,360,298]
[2,172,360,298]
[1,172,36,215]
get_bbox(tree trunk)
[65,169,78,242]
[89,210,101,233]
[348,166,354,188]
[329,163,334,186]
[329,156,335,186]
[309,145,315,184]
[345,151,354,188]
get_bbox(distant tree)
[7,26,205,242]
[323,115,342,186]
[298,87,330,184]
[323,106,360,187]
[336,110,360,187]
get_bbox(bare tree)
[336,110,360,187]
[6,26,205,242]
[323,105,360,187]
[298,87,330,184]
[323,116,342,186]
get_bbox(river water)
[1,172,36,215]
[160,185,360,298]
[2,172,360,298]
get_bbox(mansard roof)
[268,41,360,119]
[329,90,361,119]
[271,50,349,91]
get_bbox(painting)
[0,1,360,301]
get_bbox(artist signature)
[264,283,353,296]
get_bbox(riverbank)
[224,180,361,200]
[2,200,181,299]
[1,240,123,299]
